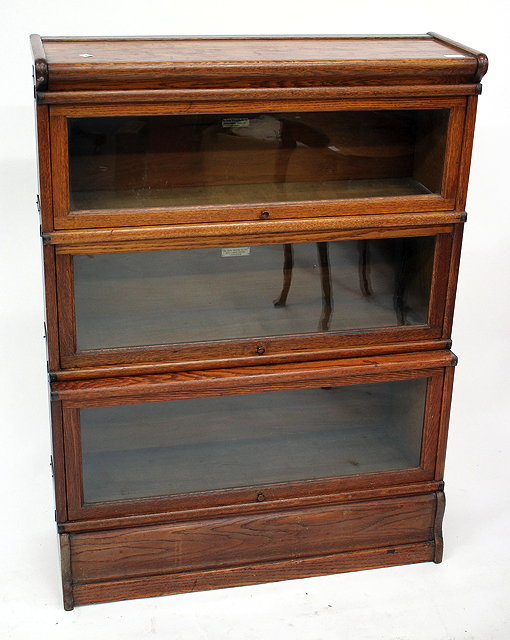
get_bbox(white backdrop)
[1,1,509,638]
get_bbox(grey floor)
[80,381,424,502]
[74,239,430,349]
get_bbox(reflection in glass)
[74,236,434,350]
[80,377,427,503]
[68,110,449,211]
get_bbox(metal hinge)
[50,456,54,478]
[36,195,43,237]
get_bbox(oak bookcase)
[31,33,487,609]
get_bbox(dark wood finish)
[45,212,463,249]
[455,96,479,211]
[31,34,485,607]
[52,350,455,406]
[61,408,83,522]
[39,85,480,105]
[49,96,466,117]
[34,104,60,375]
[427,33,488,83]
[55,254,76,359]
[439,104,465,204]
[65,492,437,607]
[442,224,465,338]
[70,495,436,581]
[51,225,454,254]
[54,355,451,522]
[427,232,452,329]
[41,245,60,371]
[59,328,443,372]
[49,114,70,226]
[30,34,48,92]
[54,195,456,230]
[51,227,452,374]
[72,541,436,608]
[433,489,446,563]
[51,338,451,381]
[434,365,456,480]
[58,480,444,533]
[34,105,53,233]
[34,34,485,94]
[59,533,73,611]
[50,401,67,522]
[48,97,465,230]
[46,215,459,379]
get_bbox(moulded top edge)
[30,33,487,94]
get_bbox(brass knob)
[260,210,270,220]
[256,345,265,355]
[257,492,265,502]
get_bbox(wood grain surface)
[70,494,437,582]
[32,34,486,93]
[48,97,465,229]
[30,32,485,608]
[58,480,444,533]
[71,541,436,607]
[52,350,455,406]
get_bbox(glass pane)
[68,110,449,212]
[74,236,434,350]
[80,377,427,503]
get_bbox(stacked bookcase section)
[31,33,487,608]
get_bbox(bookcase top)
[31,33,488,96]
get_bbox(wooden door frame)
[48,96,466,230]
[53,352,454,521]
[53,226,454,373]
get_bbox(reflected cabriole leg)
[394,238,409,325]
[317,242,333,332]
[358,239,373,297]
[274,243,294,307]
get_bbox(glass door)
[79,378,427,503]
[74,236,433,348]
[68,110,449,211]
[59,357,453,520]
[50,98,466,228]
[56,231,451,369]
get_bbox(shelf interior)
[80,378,427,503]
[71,177,432,210]
[68,110,448,212]
[74,236,434,350]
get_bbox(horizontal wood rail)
[38,84,481,104]
[45,211,465,249]
[52,350,457,406]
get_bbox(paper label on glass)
[221,247,251,257]
[222,117,250,128]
